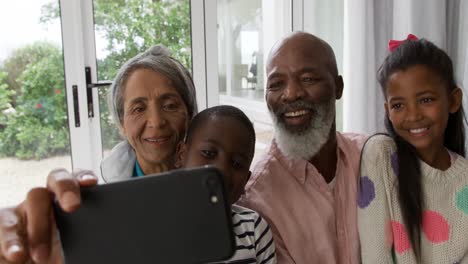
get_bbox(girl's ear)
[384,102,395,125]
[449,88,463,114]
[384,102,390,118]
[175,141,187,169]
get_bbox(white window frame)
[60,0,102,173]
[191,0,218,111]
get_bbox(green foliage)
[39,1,60,26]
[0,71,13,110]
[98,87,123,150]
[0,43,69,159]
[0,42,59,107]
[41,0,192,80]
[93,0,191,79]
[0,71,15,127]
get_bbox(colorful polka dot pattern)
[391,221,411,254]
[422,210,450,243]
[456,186,468,214]
[358,176,375,208]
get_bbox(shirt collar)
[335,132,349,168]
[133,160,145,177]
[100,141,136,183]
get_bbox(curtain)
[343,0,468,135]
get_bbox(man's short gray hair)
[109,45,198,131]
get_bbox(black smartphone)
[54,166,235,264]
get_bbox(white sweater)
[358,135,468,264]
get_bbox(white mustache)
[275,100,316,117]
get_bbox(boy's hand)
[0,169,98,263]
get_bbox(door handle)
[72,85,80,127]
[85,67,112,118]
[87,81,112,89]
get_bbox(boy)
[176,105,277,263]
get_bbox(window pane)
[92,0,192,158]
[0,0,70,207]
[217,0,291,166]
[304,0,344,131]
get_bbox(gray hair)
[109,45,198,131]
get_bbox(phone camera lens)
[210,195,219,204]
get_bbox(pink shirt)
[239,132,366,264]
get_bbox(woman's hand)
[0,169,98,263]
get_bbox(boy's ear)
[238,171,252,198]
[175,141,187,169]
[243,171,252,188]
[449,87,463,114]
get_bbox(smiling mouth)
[145,136,170,143]
[283,109,310,117]
[409,127,429,134]
[407,127,430,137]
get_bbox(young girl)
[358,36,468,263]
[176,105,277,264]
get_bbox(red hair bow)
[388,34,419,52]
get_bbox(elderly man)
[239,32,365,263]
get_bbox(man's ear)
[335,75,344,100]
[449,87,463,114]
[174,141,187,169]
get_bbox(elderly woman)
[102,45,197,181]
[0,45,198,263]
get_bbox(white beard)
[270,99,335,160]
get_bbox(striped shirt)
[215,205,276,264]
